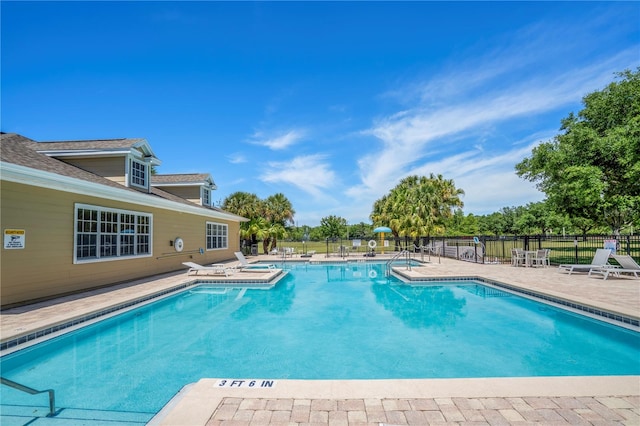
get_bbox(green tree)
[222,191,296,253]
[319,215,348,239]
[371,174,464,246]
[477,212,506,236]
[222,191,262,219]
[516,69,640,234]
[445,209,479,236]
[265,223,288,254]
[348,222,373,240]
[223,192,264,248]
[263,193,295,252]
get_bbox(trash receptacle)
[251,244,258,256]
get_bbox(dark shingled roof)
[0,133,208,208]
[151,173,212,184]
[35,138,147,151]
[1,133,128,190]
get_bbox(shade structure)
[373,226,392,233]
[373,226,391,254]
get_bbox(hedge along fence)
[418,234,640,265]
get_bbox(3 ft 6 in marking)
[215,379,276,388]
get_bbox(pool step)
[0,405,152,425]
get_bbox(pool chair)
[558,248,612,275]
[182,262,234,277]
[589,255,640,280]
[511,249,526,267]
[234,252,276,270]
[531,249,551,268]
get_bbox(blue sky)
[2,2,639,226]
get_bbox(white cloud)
[349,46,638,207]
[249,129,305,150]
[342,17,640,223]
[226,153,247,164]
[408,141,547,214]
[260,154,338,199]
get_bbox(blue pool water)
[1,261,639,418]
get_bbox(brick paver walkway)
[206,396,640,425]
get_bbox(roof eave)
[1,162,244,222]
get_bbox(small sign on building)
[4,229,26,249]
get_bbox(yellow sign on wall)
[4,229,26,249]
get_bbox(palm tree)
[371,174,465,247]
[223,191,296,254]
[265,223,288,254]
[224,192,265,249]
[264,193,295,225]
[241,217,269,250]
[222,191,262,220]
[263,193,295,251]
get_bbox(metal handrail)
[1,376,56,416]
[385,250,411,276]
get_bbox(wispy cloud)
[226,153,247,164]
[260,154,338,199]
[349,41,639,211]
[249,129,306,150]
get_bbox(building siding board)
[0,181,240,307]
[61,157,126,185]
[154,186,201,205]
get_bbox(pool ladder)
[1,376,56,416]
[385,250,412,276]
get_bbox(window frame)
[206,221,228,251]
[74,203,153,264]
[201,186,211,207]
[129,157,149,189]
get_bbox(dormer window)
[202,186,212,207]
[130,159,148,189]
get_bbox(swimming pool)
[1,261,639,421]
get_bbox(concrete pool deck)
[2,255,639,425]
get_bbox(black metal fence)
[412,234,640,265]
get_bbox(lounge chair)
[589,255,640,280]
[234,252,276,270]
[558,248,612,275]
[182,262,234,276]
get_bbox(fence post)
[626,235,631,255]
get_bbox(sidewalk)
[206,394,640,425]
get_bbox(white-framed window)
[201,186,211,207]
[130,158,148,189]
[75,204,152,263]
[206,222,228,250]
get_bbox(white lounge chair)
[234,252,276,270]
[558,248,612,275]
[589,255,640,280]
[182,262,234,276]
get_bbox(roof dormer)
[35,138,161,193]
[151,173,217,207]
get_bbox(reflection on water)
[371,283,466,330]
